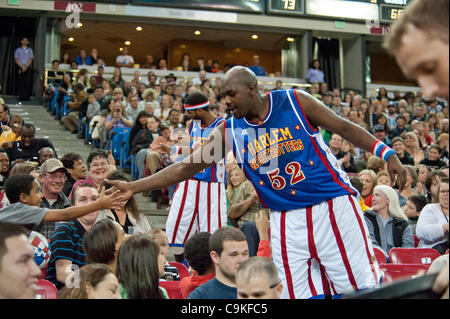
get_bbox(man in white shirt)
[116,47,134,68]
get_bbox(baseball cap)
[388,101,397,108]
[159,121,171,130]
[40,158,68,174]
[372,124,385,133]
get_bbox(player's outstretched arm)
[106,122,228,200]
[295,89,407,191]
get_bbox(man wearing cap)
[38,158,72,239]
[145,121,175,176]
[387,101,398,130]
[373,124,391,146]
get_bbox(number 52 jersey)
[224,89,357,211]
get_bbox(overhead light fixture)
[136,26,142,31]
[68,37,74,42]
[119,47,124,51]
[125,41,131,45]
[286,37,295,42]
[251,34,258,40]
[77,22,83,28]
[194,30,201,36]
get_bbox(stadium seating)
[159,280,183,299]
[388,247,441,265]
[413,234,420,248]
[35,279,58,299]
[379,263,429,283]
[108,127,131,161]
[373,247,387,264]
[168,261,190,279]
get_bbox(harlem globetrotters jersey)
[190,116,226,183]
[224,89,357,211]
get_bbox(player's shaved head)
[223,66,258,91]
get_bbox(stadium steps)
[6,97,169,230]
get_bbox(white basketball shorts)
[270,194,381,299]
[166,179,227,246]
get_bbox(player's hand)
[255,210,270,241]
[104,179,134,203]
[97,186,126,210]
[387,154,407,192]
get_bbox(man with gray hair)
[236,256,283,299]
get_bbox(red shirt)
[179,271,215,299]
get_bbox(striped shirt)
[46,220,87,290]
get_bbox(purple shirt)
[14,46,34,66]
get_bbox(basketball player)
[107,67,406,299]
[165,92,227,251]
[384,0,448,299]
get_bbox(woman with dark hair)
[403,194,428,234]
[102,171,151,234]
[376,87,389,101]
[116,234,168,299]
[83,218,127,273]
[129,111,149,155]
[59,263,121,299]
[305,59,324,84]
[109,67,125,91]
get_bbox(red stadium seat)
[373,247,387,264]
[413,234,420,248]
[446,249,449,255]
[35,279,57,299]
[388,247,441,265]
[168,261,190,279]
[159,280,183,299]
[379,263,428,283]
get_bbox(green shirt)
[119,283,169,299]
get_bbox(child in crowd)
[148,228,180,281]
[0,174,121,234]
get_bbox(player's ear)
[248,84,257,97]
[275,283,283,299]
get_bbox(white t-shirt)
[416,203,449,248]
[116,54,134,66]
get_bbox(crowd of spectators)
[0,49,448,300]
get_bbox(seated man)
[180,232,215,298]
[145,121,174,176]
[37,147,56,168]
[38,159,72,239]
[188,227,249,299]
[235,257,283,299]
[46,183,103,290]
[5,123,56,164]
[0,222,42,299]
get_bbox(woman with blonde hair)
[154,94,173,120]
[226,165,265,256]
[403,131,425,165]
[359,169,377,207]
[364,185,414,256]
